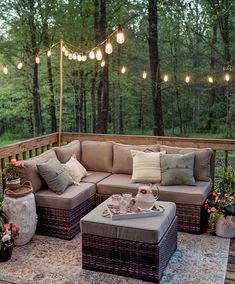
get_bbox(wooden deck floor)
[0,238,234,284]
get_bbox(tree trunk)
[148,0,164,136]
[119,96,124,134]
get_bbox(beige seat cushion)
[81,141,113,172]
[81,198,176,244]
[158,179,212,205]
[97,174,159,196]
[55,140,81,163]
[17,150,57,193]
[160,145,213,181]
[81,171,111,184]
[35,183,96,210]
[112,143,160,175]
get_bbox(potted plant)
[205,166,235,238]
[2,159,24,189]
[0,223,20,261]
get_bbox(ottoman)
[81,198,177,283]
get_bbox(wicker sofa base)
[36,195,96,240]
[82,216,177,283]
[96,194,204,233]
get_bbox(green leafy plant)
[205,166,235,231]
[0,193,8,231]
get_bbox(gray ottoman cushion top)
[81,198,176,244]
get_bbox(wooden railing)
[0,131,235,189]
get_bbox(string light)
[17,62,23,70]
[121,66,126,74]
[116,26,125,44]
[77,53,82,61]
[62,46,66,52]
[142,71,147,79]
[68,53,73,60]
[163,74,169,82]
[100,59,105,67]
[105,40,112,54]
[2,64,8,75]
[89,50,95,60]
[72,52,77,60]
[185,75,190,83]
[208,76,213,84]
[64,50,69,57]
[35,55,40,64]
[224,73,230,82]
[47,49,52,57]
[82,53,87,62]
[96,49,103,61]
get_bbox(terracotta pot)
[0,243,13,262]
[215,215,235,238]
[6,178,21,190]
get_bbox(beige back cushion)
[81,141,113,172]
[160,145,213,181]
[17,149,57,193]
[54,140,81,163]
[112,143,160,175]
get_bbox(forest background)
[0,0,234,147]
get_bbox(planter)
[6,178,21,190]
[215,215,235,238]
[0,243,13,262]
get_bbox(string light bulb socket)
[35,55,40,64]
[224,73,230,82]
[208,76,213,84]
[142,71,147,79]
[185,75,190,83]
[89,50,95,60]
[121,66,126,74]
[163,74,169,82]
[2,64,8,75]
[100,59,105,67]
[116,26,125,44]
[17,62,23,70]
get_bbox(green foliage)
[0,193,8,231]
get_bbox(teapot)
[136,184,159,210]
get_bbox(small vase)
[0,243,13,262]
[215,215,235,238]
[6,178,21,190]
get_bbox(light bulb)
[116,27,125,44]
[35,56,40,64]
[64,50,69,57]
[77,53,82,61]
[121,66,126,74]
[2,64,8,75]
[163,74,169,82]
[17,62,23,70]
[68,53,73,60]
[72,53,77,60]
[89,50,95,60]
[96,49,103,61]
[47,49,51,57]
[224,73,230,82]
[105,41,112,54]
[185,75,190,83]
[100,60,105,67]
[62,46,66,52]
[208,76,213,83]
[82,54,87,62]
[142,71,147,79]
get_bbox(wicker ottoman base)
[82,216,177,283]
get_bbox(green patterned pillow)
[37,158,73,194]
[161,153,195,186]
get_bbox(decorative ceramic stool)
[3,193,37,245]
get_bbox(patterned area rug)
[0,232,229,284]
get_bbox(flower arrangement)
[0,223,20,250]
[205,166,235,230]
[3,159,24,181]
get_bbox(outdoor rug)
[0,232,230,284]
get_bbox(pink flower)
[4,223,11,230]
[12,226,20,234]
[15,161,24,167]
[211,207,217,212]
[11,159,17,165]
[208,209,211,213]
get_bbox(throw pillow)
[62,155,87,185]
[131,150,165,183]
[161,153,196,186]
[37,158,73,195]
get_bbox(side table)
[3,193,38,246]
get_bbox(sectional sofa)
[18,140,213,239]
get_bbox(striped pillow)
[131,150,165,183]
